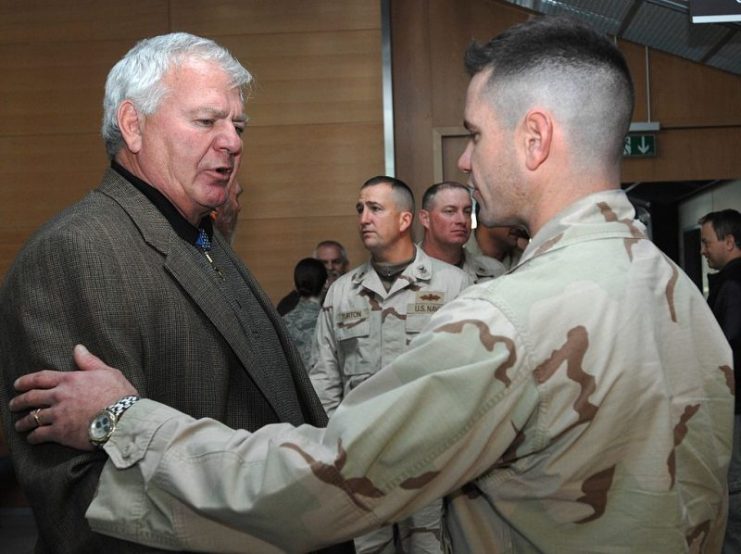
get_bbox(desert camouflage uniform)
[418,242,503,284]
[310,248,472,417]
[310,247,471,553]
[464,236,521,273]
[87,190,734,554]
[283,298,323,369]
[460,250,505,283]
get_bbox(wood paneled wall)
[3,0,739,301]
[0,0,384,301]
[391,0,741,202]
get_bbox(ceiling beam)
[617,0,644,37]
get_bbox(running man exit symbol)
[623,134,656,157]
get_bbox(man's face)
[134,59,246,224]
[421,188,472,248]
[458,69,525,228]
[315,244,347,282]
[700,222,729,270]
[356,183,408,256]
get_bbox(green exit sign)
[624,134,656,157]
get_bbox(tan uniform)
[309,248,473,417]
[460,250,505,283]
[87,190,733,554]
[418,242,504,284]
[309,247,471,553]
[464,235,521,273]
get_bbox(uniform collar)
[352,247,434,289]
[518,190,646,266]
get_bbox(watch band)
[107,395,140,418]
[88,395,141,449]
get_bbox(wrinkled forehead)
[162,59,245,105]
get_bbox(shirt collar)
[111,160,213,246]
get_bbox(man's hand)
[9,344,139,451]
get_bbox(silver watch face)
[89,410,115,443]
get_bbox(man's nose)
[458,143,472,173]
[216,123,242,154]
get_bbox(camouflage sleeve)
[308,293,344,416]
[87,293,536,552]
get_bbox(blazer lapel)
[97,171,292,423]
[165,248,301,422]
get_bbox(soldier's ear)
[418,209,431,230]
[521,108,552,171]
[399,211,413,233]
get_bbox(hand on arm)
[10,344,138,450]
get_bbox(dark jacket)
[0,169,351,553]
[708,257,741,412]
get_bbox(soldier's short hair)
[422,182,471,211]
[361,175,415,214]
[464,16,634,169]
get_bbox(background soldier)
[282,258,328,368]
[310,175,471,553]
[419,181,504,282]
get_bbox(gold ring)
[32,408,41,428]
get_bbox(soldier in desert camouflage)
[12,16,733,554]
[418,181,505,283]
[309,175,471,553]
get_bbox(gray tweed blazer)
[0,169,345,553]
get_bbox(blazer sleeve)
[0,221,165,553]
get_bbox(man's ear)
[521,109,553,171]
[418,209,431,230]
[118,100,143,153]
[399,211,414,233]
[724,233,738,252]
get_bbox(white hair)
[101,32,253,158]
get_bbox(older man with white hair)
[0,32,347,554]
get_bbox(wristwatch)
[88,395,140,448]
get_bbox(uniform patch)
[338,308,369,327]
[409,291,445,314]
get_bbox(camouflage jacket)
[87,190,733,553]
[283,298,323,369]
[309,247,473,415]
